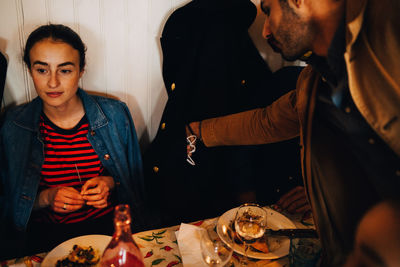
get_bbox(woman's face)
[29,38,83,111]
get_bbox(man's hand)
[36,187,85,213]
[276,186,311,214]
[81,176,114,209]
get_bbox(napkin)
[176,223,209,267]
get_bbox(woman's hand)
[276,186,311,214]
[81,176,115,209]
[36,187,85,213]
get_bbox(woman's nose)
[262,18,272,39]
[48,72,60,88]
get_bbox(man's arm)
[189,89,300,147]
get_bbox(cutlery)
[266,228,318,238]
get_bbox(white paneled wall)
[0,0,298,148]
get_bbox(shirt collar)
[307,16,346,85]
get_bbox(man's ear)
[288,0,310,16]
[288,0,303,9]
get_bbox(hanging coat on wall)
[143,0,303,227]
[0,52,6,110]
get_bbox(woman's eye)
[60,69,72,74]
[36,68,47,74]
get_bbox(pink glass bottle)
[99,204,145,267]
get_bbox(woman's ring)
[63,203,67,210]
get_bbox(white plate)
[41,234,112,267]
[217,207,296,260]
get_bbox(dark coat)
[0,52,6,108]
[143,0,303,227]
[0,51,7,197]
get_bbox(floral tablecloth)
[1,209,314,267]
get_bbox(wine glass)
[200,226,233,267]
[234,203,267,266]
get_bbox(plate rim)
[216,206,296,260]
[41,234,112,267]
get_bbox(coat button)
[241,80,246,85]
[344,107,351,113]
[90,130,96,136]
[368,138,375,145]
[161,123,166,130]
[104,154,111,160]
[153,166,159,173]
[171,83,176,91]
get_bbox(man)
[187,0,400,265]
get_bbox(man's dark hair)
[23,24,86,70]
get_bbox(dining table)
[1,206,317,267]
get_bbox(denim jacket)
[0,89,146,242]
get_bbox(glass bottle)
[99,204,145,267]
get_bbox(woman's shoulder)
[87,93,127,108]
[81,91,126,111]
[1,100,39,124]
[79,90,133,125]
[84,92,132,122]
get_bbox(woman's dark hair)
[23,24,86,70]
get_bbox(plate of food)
[216,207,296,260]
[41,234,112,267]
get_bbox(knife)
[266,228,318,238]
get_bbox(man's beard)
[267,36,282,54]
[267,32,306,62]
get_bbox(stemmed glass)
[200,225,233,267]
[234,203,267,266]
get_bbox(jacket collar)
[345,0,367,50]
[77,89,108,130]
[13,88,108,131]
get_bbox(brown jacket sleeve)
[201,89,300,147]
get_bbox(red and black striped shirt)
[32,113,113,224]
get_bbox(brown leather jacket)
[201,0,400,264]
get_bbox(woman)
[0,24,145,258]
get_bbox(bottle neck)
[114,222,132,237]
[111,204,135,242]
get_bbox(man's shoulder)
[363,0,399,27]
[295,65,318,89]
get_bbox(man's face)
[261,0,314,61]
